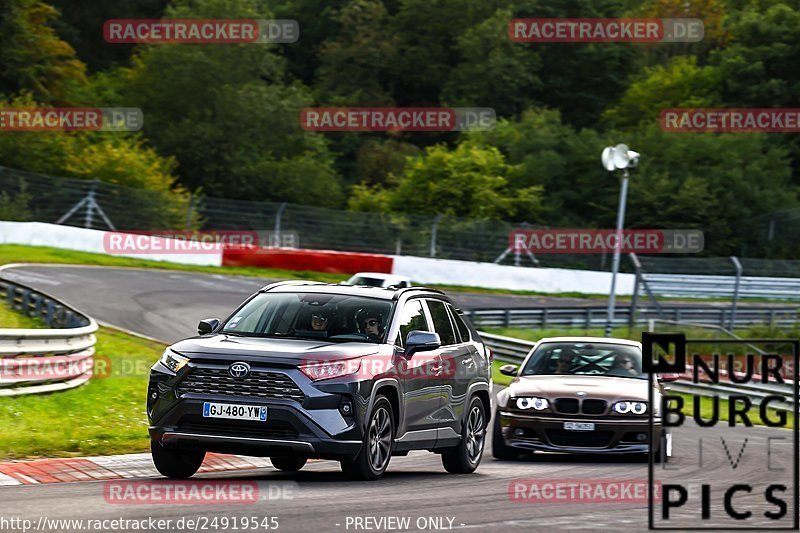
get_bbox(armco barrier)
[222,246,394,275]
[467,305,800,330]
[0,278,97,396]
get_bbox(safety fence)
[0,278,97,396]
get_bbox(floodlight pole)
[604,169,629,337]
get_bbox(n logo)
[642,332,686,373]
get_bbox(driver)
[356,308,384,341]
[606,353,638,377]
[554,349,576,374]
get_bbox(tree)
[350,141,544,221]
[119,0,344,205]
[0,0,87,103]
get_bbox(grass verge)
[0,309,164,460]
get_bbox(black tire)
[270,456,307,472]
[442,397,487,474]
[150,441,205,479]
[491,412,519,461]
[340,396,394,481]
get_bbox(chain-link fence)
[5,165,800,276]
[0,166,614,269]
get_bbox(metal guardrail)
[467,305,799,330]
[0,279,97,396]
[478,332,794,412]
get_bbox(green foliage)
[0,0,87,103]
[351,141,544,221]
[0,178,32,221]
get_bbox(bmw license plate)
[563,421,595,432]
[202,402,267,421]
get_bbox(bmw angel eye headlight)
[160,349,190,373]
[515,397,549,410]
[613,401,647,414]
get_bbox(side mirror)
[198,318,220,335]
[404,330,441,357]
[499,364,519,377]
[659,373,682,382]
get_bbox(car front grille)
[554,398,579,414]
[177,367,305,403]
[581,399,607,415]
[545,429,614,448]
[177,418,299,440]
[554,398,607,415]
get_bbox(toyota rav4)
[148,281,492,480]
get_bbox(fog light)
[514,428,525,437]
[636,433,647,442]
[339,398,354,418]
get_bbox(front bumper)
[147,362,367,460]
[497,410,663,454]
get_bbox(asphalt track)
[0,265,796,532]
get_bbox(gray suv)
[148,281,492,480]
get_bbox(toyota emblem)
[228,362,251,378]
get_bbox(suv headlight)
[515,397,549,410]
[300,358,362,381]
[613,401,647,414]
[160,349,190,373]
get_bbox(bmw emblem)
[576,391,587,397]
[228,362,251,378]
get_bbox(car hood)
[508,375,650,401]
[171,334,381,365]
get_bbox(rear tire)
[442,397,487,474]
[491,412,518,461]
[150,441,205,479]
[270,456,307,472]
[340,396,394,481]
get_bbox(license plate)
[563,421,595,432]
[202,402,267,421]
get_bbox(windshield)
[221,292,393,343]
[521,342,645,380]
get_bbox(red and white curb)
[0,453,275,486]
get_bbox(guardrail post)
[770,309,776,328]
[45,300,55,327]
[586,308,592,329]
[542,308,548,328]
[504,309,511,328]
[729,256,742,330]
[6,283,16,308]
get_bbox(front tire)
[340,396,394,481]
[442,397,487,474]
[491,412,518,461]
[270,456,307,472]
[150,441,205,479]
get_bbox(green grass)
[0,299,47,328]
[0,320,164,460]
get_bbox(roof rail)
[259,280,326,292]
[391,286,445,300]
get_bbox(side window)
[427,300,456,346]
[449,305,471,343]
[398,300,430,346]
